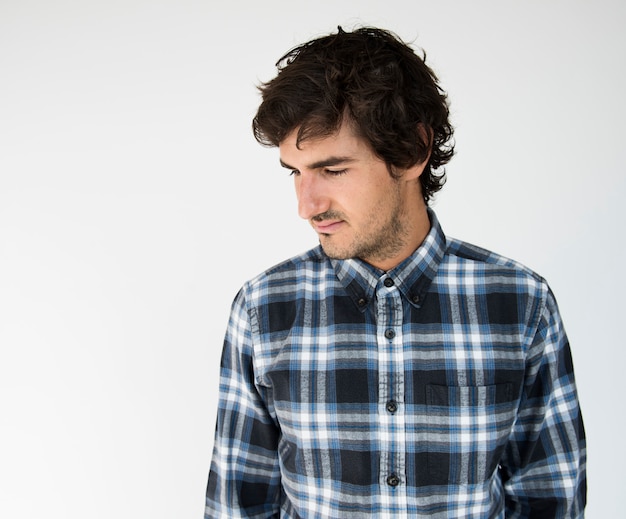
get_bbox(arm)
[205,288,281,519]
[501,288,586,518]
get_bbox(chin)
[319,242,351,260]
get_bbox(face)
[279,122,428,270]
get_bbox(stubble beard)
[317,187,410,266]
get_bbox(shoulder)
[445,237,544,278]
[260,245,327,278]
[442,236,550,298]
[441,238,560,342]
[239,245,330,304]
[229,246,332,341]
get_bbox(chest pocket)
[426,383,516,485]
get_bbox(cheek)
[361,181,395,209]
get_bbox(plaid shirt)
[205,210,586,518]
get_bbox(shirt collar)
[329,208,447,312]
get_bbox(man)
[205,27,586,518]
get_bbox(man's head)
[253,26,454,204]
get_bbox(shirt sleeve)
[500,287,587,518]
[205,288,281,519]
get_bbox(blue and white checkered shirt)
[205,210,586,518]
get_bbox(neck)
[365,203,431,272]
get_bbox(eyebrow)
[279,156,356,171]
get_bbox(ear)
[402,157,429,182]
[402,124,432,181]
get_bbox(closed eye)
[280,156,353,178]
[324,168,348,177]
[280,160,300,177]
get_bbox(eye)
[324,168,347,177]
[289,169,300,177]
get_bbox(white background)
[1,1,624,517]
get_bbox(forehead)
[279,122,374,164]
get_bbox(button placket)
[376,275,406,502]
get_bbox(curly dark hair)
[252,26,455,203]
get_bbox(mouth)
[312,219,344,234]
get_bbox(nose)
[296,172,330,220]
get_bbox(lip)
[312,220,344,234]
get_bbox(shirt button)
[411,294,420,304]
[384,329,395,340]
[386,400,398,414]
[384,278,394,287]
[357,298,367,307]
[386,473,400,487]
